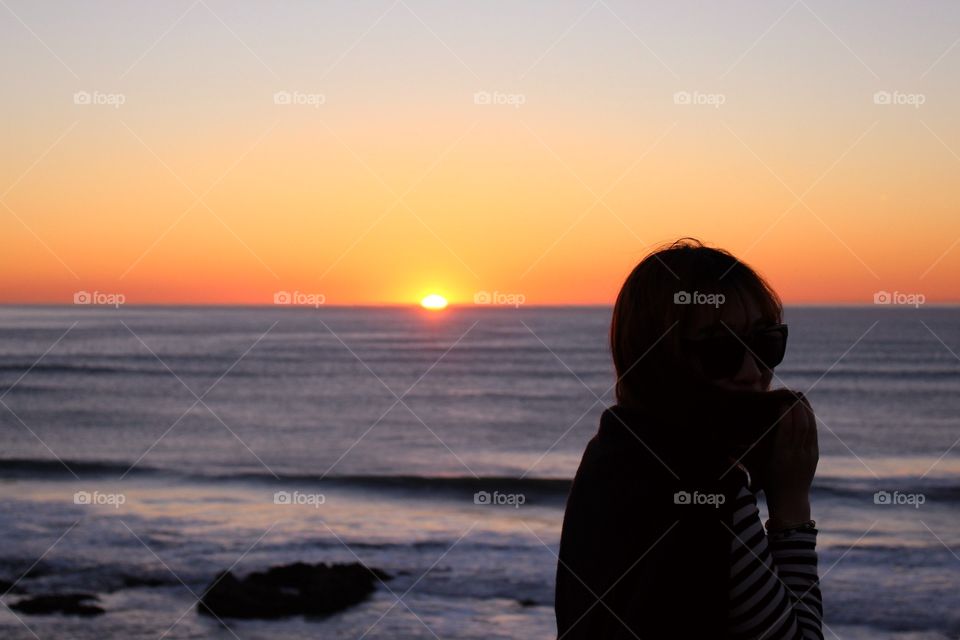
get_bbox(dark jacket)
[555,392,787,639]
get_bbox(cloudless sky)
[1,0,958,304]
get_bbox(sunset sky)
[1,0,958,305]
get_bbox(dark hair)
[610,238,782,409]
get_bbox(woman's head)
[610,238,784,409]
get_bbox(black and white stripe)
[727,486,823,639]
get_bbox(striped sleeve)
[727,486,823,639]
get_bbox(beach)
[1,305,958,638]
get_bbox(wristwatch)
[765,518,817,534]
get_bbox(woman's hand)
[764,391,818,528]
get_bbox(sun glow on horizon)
[420,294,448,310]
[1,4,958,306]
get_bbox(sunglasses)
[683,323,788,380]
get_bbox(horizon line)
[1,302,958,309]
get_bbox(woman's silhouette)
[555,238,822,639]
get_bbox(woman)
[555,238,822,639]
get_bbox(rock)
[198,561,390,620]
[9,593,105,616]
[517,597,538,607]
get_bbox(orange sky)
[1,1,958,305]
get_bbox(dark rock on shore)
[9,593,105,616]
[198,561,391,620]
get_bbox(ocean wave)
[0,458,570,499]
[2,458,959,502]
[0,362,259,378]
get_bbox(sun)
[420,294,448,310]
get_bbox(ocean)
[0,305,957,639]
